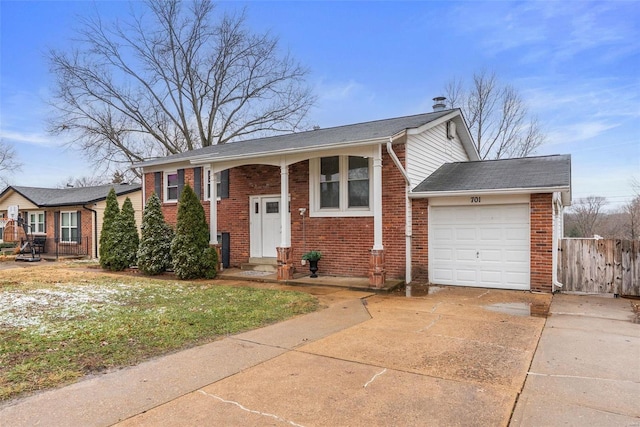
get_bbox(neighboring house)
[136,108,571,292]
[0,183,142,258]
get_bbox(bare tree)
[569,196,608,237]
[48,0,315,176]
[624,177,640,239]
[444,70,545,159]
[0,139,22,185]
[57,170,136,188]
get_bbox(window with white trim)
[60,211,78,243]
[28,211,46,234]
[165,172,178,202]
[204,169,223,200]
[310,156,373,217]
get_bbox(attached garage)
[411,155,572,292]
[429,202,530,290]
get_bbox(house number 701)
[470,196,481,203]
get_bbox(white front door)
[250,196,281,258]
[429,204,530,290]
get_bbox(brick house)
[0,184,142,258]
[136,109,571,292]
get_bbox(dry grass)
[0,262,318,401]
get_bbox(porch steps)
[241,257,278,273]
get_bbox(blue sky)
[1,1,638,209]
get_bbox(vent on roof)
[432,96,447,112]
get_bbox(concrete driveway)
[2,283,552,427]
[1,283,553,426]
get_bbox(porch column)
[209,166,222,270]
[209,165,218,244]
[369,144,386,287]
[277,162,294,280]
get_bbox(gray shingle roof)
[137,110,456,167]
[2,184,141,207]
[413,155,571,193]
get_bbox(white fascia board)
[189,137,387,166]
[404,110,480,161]
[405,110,459,136]
[409,185,571,199]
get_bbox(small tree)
[107,197,139,271]
[170,184,217,279]
[99,188,120,269]
[138,193,173,275]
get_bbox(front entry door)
[250,196,281,258]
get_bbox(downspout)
[386,137,413,297]
[551,193,564,292]
[83,204,98,259]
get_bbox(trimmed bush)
[99,188,120,269]
[107,197,139,271]
[137,193,173,275]
[170,184,217,279]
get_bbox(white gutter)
[386,135,414,296]
[552,193,565,291]
[187,137,390,166]
[409,186,571,199]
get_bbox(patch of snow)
[0,283,135,331]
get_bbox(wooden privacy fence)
[558,239,640,297]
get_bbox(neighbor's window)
[60,211,78,243]
[28,211,46,234]
[311,155,372,217]
[165,172,178,202]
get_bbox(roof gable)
[412,155,571,203]
[0,184,141,208]
[137,110,464,168]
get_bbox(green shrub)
[137,193,173,275]
[99,188,120,269]
[170,184,217,279]
[107,197,139,271]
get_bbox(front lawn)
[0,270,318,401]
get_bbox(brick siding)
[530,193,553,292]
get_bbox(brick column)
[276,246,294,280]
[369,249,386,288]
[530,193,553,292]
[211,243,223,272]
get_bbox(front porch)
[216,267,403,293]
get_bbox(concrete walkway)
[511,293,640,426]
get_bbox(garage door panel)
[505,249,529,263]
[432,268,453,282]
[455,269,478,284]
[432,248,453,261]
[480,270,503,285]
[478,228,502,240]
[430,204,530,290]
[455,249,477,262]
[455,228,476,241]
[480,249,502,262]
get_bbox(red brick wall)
[145,145,409,279]
[530,193,553,292]
[411,198,429,282]
[40,208,93,257]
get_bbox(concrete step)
[241,258,278,272]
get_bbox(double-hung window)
[60,211,78,243]
[205,169,223,200]
[311,156,372,217]
[28,211,45,234]
[165,172,179,202]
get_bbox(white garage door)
[430,204,530,290]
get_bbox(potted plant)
[301,250,322,278]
